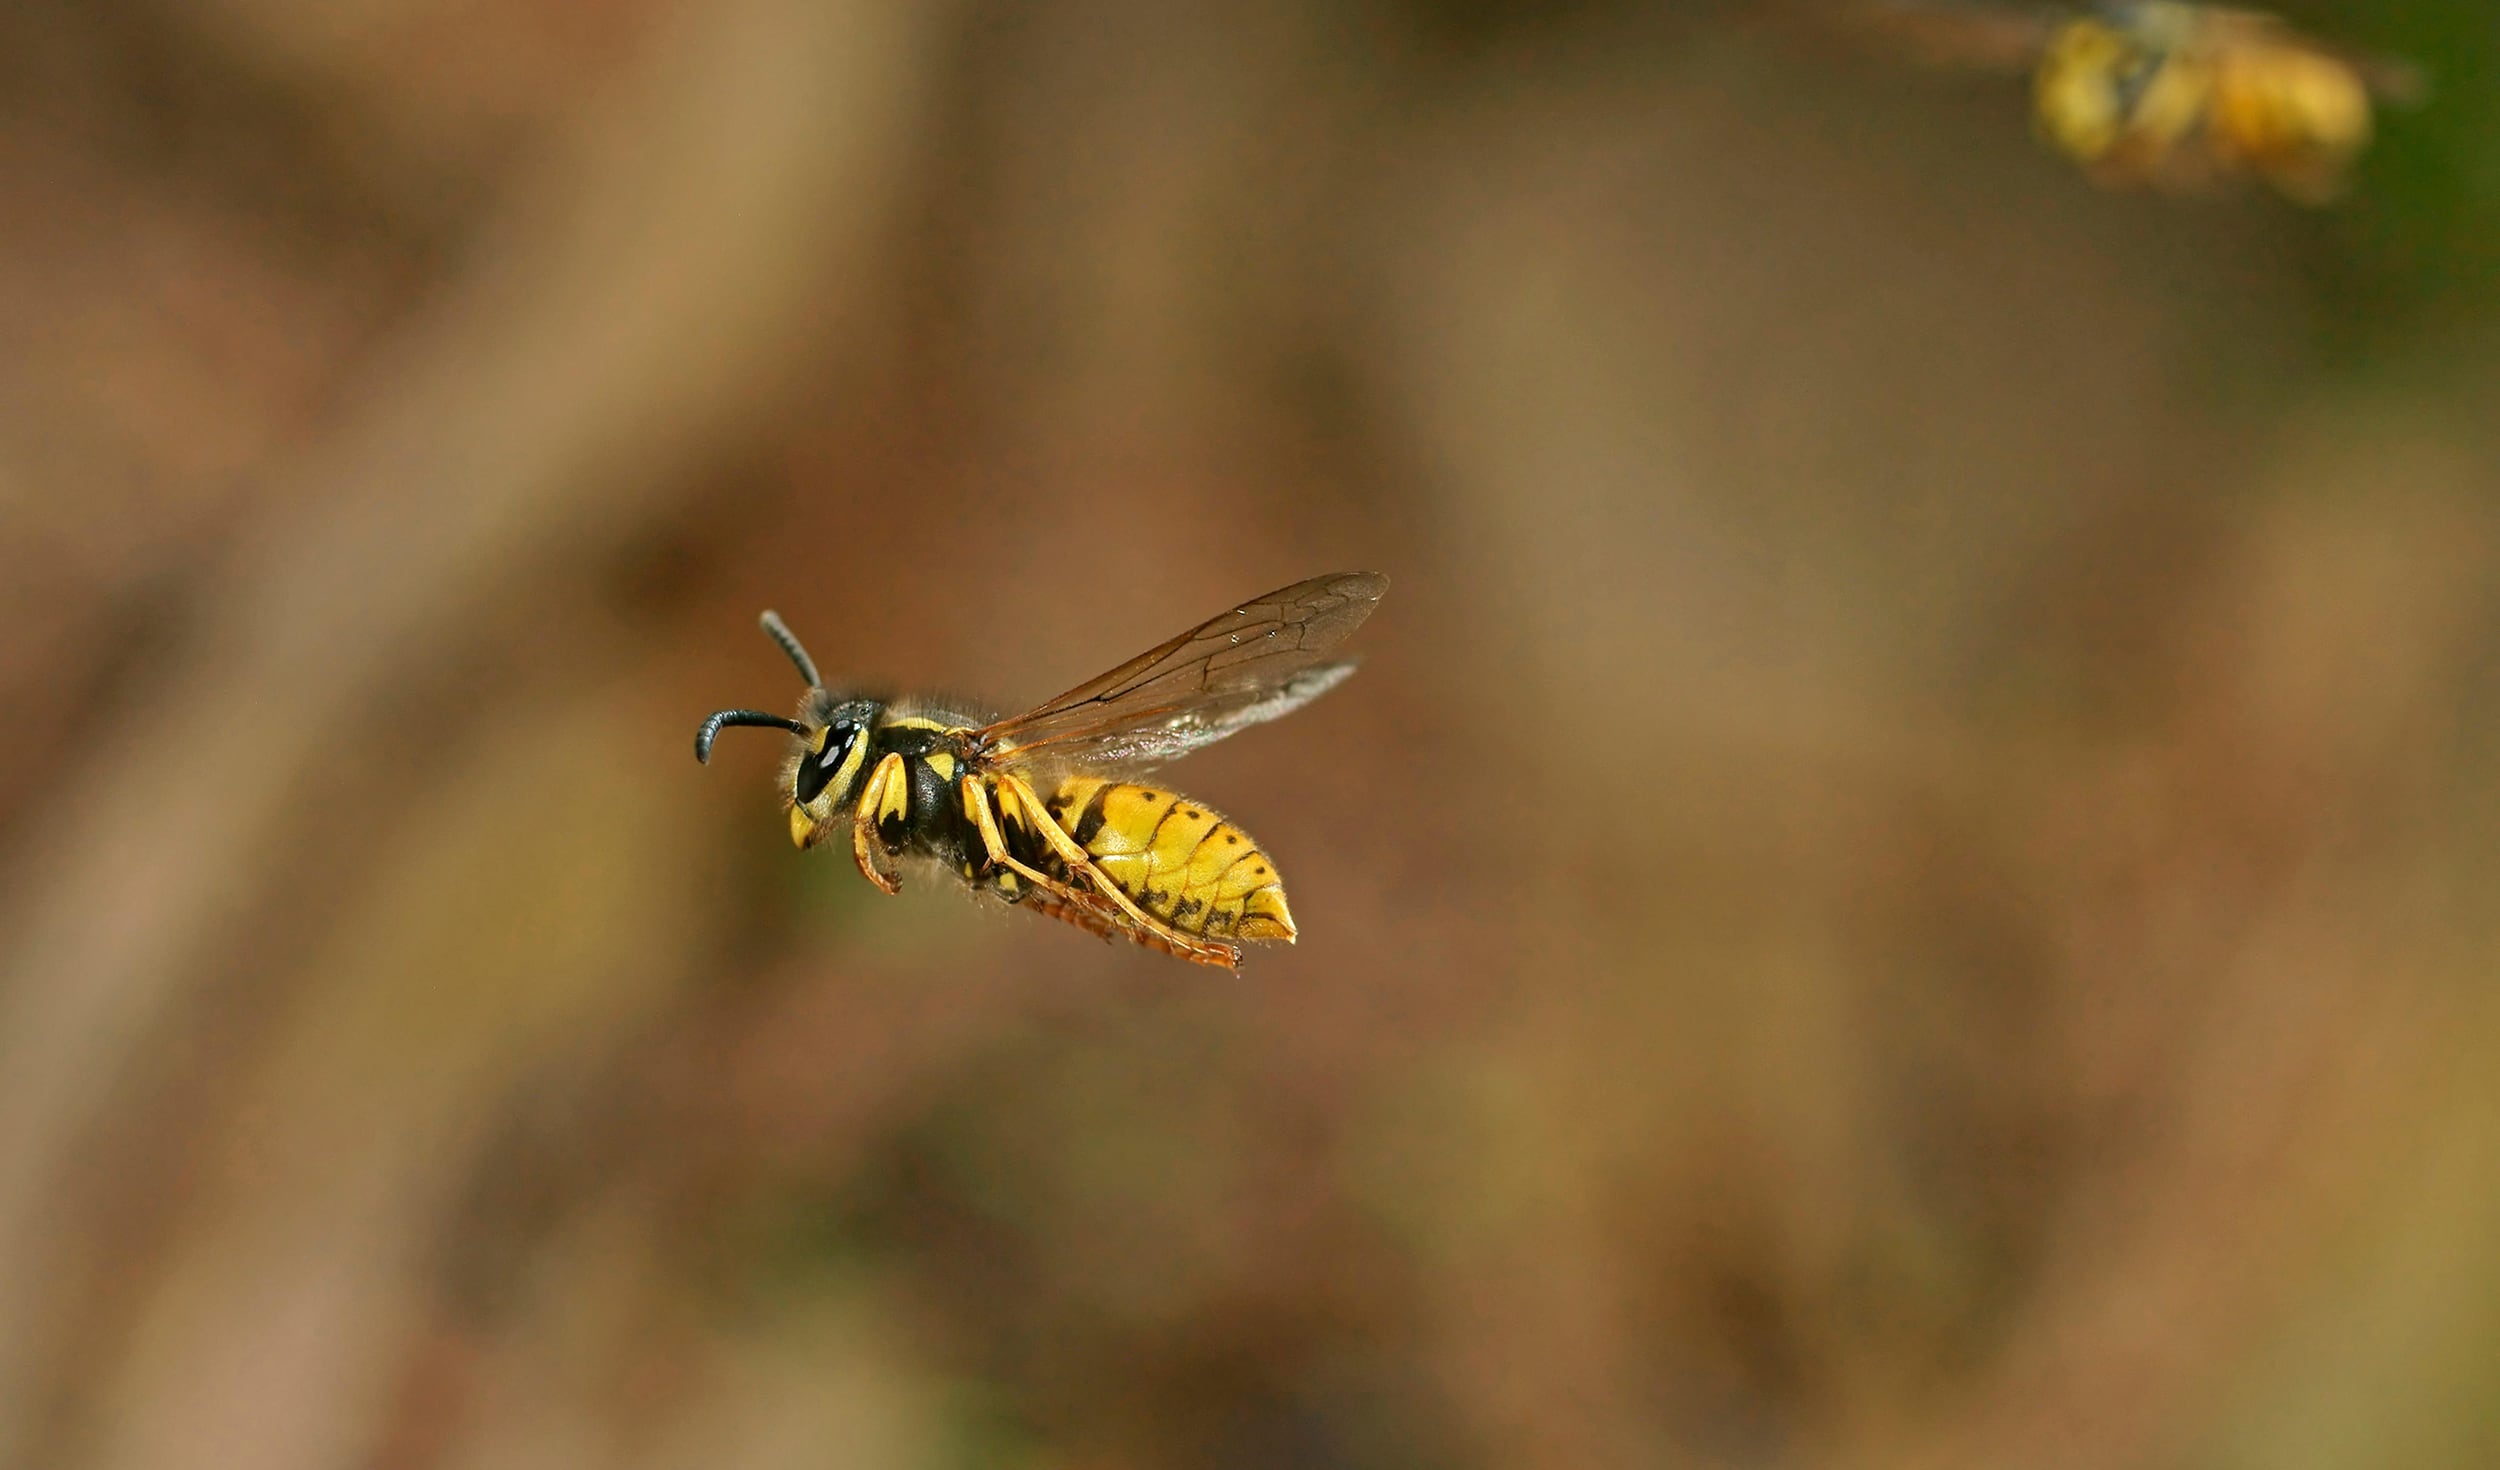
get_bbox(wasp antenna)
[696,709,811,764]
[758,611,823,689]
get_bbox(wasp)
[1835,2,2423,202]
[696,572,1387,969]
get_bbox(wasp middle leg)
[987,773,1243,968]
[963,775,1240,969]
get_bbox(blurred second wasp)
[1831,1,2424,203]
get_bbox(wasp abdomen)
[1042,778,1295,941]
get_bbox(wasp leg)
[1018,887,1129,944]
[963,777,1241,968]
[849,753,906,896]
[959,777,1096,907]
[955,777,1149,949]
[1021,885,1231,967]
[982,773,1242,969]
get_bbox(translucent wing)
[972,571,1387,777]
[2193,10,2428,105]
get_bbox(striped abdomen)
[1040,777,1295,942]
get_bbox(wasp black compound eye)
[794,720,860,804]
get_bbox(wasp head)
[781,693,882,848]
[694,612,882,849]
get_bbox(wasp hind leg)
[963,776,1241,969]
[958,776,1135,929]
[1020,887,1234,969]
[985,774,1244,969]
[849,753,907,896]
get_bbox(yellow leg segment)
[850,753,906,896]
[968,775,1240,969]
[960,777,1101,913]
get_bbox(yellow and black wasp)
[1836,1,2423,202]
[696,572,1387,969]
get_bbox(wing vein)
[970,572,1386,779]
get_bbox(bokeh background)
[5,2,2499,1466]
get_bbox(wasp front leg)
[849,752,908,896]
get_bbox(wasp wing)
[1825,0,2057,71]
[983,660,1365,777]
[2195,11,2429,105]
[972,571,1387,777]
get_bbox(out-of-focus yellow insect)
[1836,1,2423,202]
[696,573,1387,970]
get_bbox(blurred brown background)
[4,2,2498,1466]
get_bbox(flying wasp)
[696,572,1387,970]
[1835,2,2423,202]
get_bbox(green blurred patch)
[2291,0,2500,364]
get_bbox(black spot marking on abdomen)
[1070,785,1114,847]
